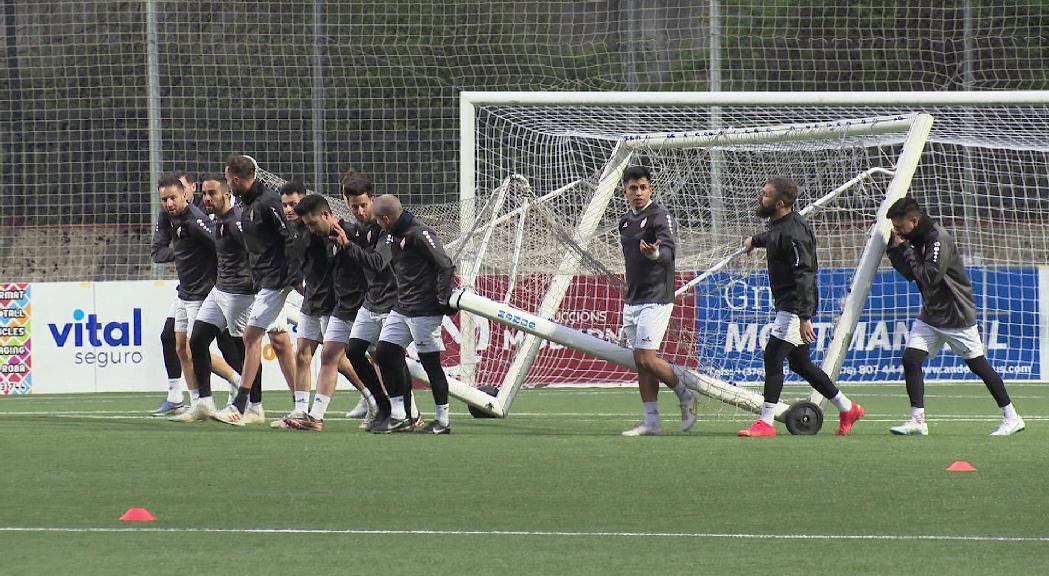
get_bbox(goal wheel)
[784,400,823,435]
[468,385,500,418]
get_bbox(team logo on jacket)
[622,221,629,228]
[640,217,647,229]
[400,238,406,249]
[175,226,183,238]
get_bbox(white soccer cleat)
[990,416,1025,436]
[622,421,662,437]
[211,405,246,427]
[346,394,370,419]
[169,398,216,422]
[680,391,698,432]
[242,405,266,425]
[889,419,928,436]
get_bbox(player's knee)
[902,348,927,371]
[632,349,657,373]
[373,341,404,367]
[160,320,177,347]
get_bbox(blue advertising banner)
[695,267,1041,384]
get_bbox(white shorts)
[906,319,984,360]
[167,296,181,319]
[349,306,389,344]
[323,314,357,345]
[379,310,444,353]
[770,310,805,347]
[298,312,330,343]
[173,298,204,335]
[620,303,673,350]
[195,288,255,337]
[247,287,292,331]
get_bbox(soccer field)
[1,384,1047,575]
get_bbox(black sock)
[374,341,408,416]
[966,355,1011,408]
[902,347,928,408]
[189,322,220,398]
[348,339,389,416]
[787,344,839,399]
[762,336,793,404]
[419,351,449,406]
[161,317,181,379]
[233,385,251,413]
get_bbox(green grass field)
[1,383,1047,575]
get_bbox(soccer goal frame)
[451,97,946,425]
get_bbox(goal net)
[448,95,1049,419]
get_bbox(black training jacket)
[618,201,676,305]
[385,211,455,317]
[342,219,398,314]
[750,211,818,320]
[237,180,299,291]
[152,203,217,301]
[213,205,255,295]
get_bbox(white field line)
[0,526,1047,543]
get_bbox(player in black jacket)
[213,155,299,426]
[740,177,864,437]
[150,172,240,415]
[372,194,456,434]
[150,174,218,412]
[615,166,698,437]
[885,197,1024,436]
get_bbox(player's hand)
[889,230,904,247]
[328,223,349,247]
[800,318,816,344]
[742,236,754,254]
[437,301,457,316]
[639,238,660,256]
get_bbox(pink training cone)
[946,461,977,472]
[119,508,157,522]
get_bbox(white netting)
[452,105,1049,395]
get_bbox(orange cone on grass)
[946,461,977,472]
[119,508,157,521]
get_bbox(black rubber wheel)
[783,400,823,435]
[468,385,500,418]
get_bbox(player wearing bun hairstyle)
[738,177,864,437]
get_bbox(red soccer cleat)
[738,419,776,437]
[836,403,865,436]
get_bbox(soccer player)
[334,173,400,431]
[885,197,1025,436]
[282,194,368,431]
[739,177,864,437]
[213,155,300,426]
[171,174,264,423]
[151,171,239,415]
[371,194,455,434]
[615,166,698,437]
[274,181,373,428]
[149,174,218,410]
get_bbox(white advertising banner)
[9,280,320,394]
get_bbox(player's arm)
[150,210,175,263]
[341,235,390,272]
[641,211,676,263]
[788,231,818,320]
[886,236,916,281]
[894,232,947,287]
[744,230,771,253]
[184,213,216,249]
[415,228,456,307]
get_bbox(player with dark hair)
[170,174,266,422]
[150,172,240,415]
[280,194,367,431]
[616,165,698,436]
[371,194,455,434]
[739,177,864,437]
[885,196,1024,436]
[149,173,218,412]
[271,181,373,428]
[213,155,301,426]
